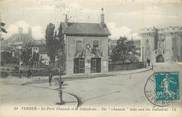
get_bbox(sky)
[0,0,182,40]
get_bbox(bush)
[0,71,9,78]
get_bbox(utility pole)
[56,35,65,105]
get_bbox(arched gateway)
[156,54,164,63]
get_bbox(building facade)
[140,26,182,64]
[59,9,110,74]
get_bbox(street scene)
[0,0,182,111]
[0,64,182,108]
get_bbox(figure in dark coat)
[49,71,53,86]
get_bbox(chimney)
[100,8,105,24]
[65,14,68,27]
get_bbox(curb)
[60,67,153,80]
[21,83,80,108]
[63,91,81,109]
[20,67,153,85]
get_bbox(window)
[93,40,99,48]
[74,58,85,73]
[76,40,82,52]
[91,58,101,73]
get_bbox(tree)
[21,43,32,66]
[111,37,139,64]
[45,23,65,105]
[57,25,65,74]
[0,22,7,33]
[0,21,7,41]
[21,42,40,67]
[1,51,18,65]
[45,23,60,64]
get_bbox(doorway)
[91,58,101,73]
[156,55,164,63]
[74,58,85,73]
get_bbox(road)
[0,78,77,106]
[61,63,182,107]
[64,70,153,107]
[0,63,182,108]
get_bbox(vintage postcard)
[0,0,182,117]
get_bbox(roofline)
[64,33,110,37]
[60,22,104,24]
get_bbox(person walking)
[19,70,22,78]
[49,71,53,86]
[147,58,150,67]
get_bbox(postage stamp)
[144,72,180,107]
[155,72,180,101]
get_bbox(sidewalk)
[61,66,152,80]
[13,67,152,85]
[0,77,79,108]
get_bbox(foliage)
[0,71,9,78]
[1,51,18,65]
[45,22,65,75]
[21,45,32,65]
[21,42,39,66]
[45,23,60,64]
[111,37,139,64]
[0,22,7,33]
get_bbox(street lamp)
[56,39,65,105]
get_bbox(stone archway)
[156,54,164,63]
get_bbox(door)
[74,58,85,73]
[156,55,164,63]
[91,58,101,73]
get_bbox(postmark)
[144,72,180,107]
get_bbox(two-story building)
[58,9,110,75]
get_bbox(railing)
[109,62,145,71]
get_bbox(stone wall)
[140,27,182,63]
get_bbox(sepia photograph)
[0,0,182,116]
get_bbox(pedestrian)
[49,71,53,86]
[27,69,32,78]
[19,70,22,78]
[147,58,150,67]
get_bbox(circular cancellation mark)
[144,72,172,107]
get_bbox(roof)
[39,45,47,54]
[31,39,46,46]
[109,39,141,49]
[5,33,33,46]
[133,40,141,49]
[61,22,110,36]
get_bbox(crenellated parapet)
[140,26,182,63]
[140,26,182,35]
